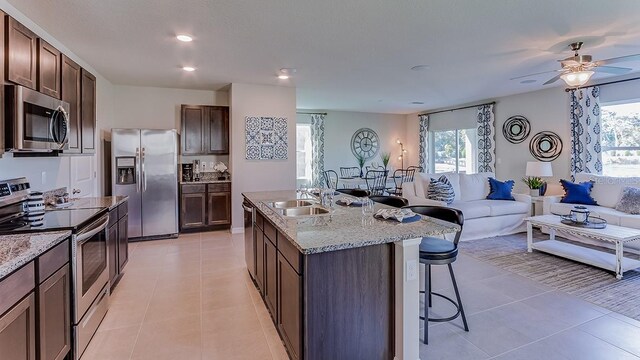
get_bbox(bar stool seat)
[419,237,458,262]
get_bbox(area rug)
[459,232,640,321]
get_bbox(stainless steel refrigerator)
[111,129,178,239]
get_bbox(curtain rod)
[419,101,496,116]
[564,76,640,92]
[296,111,328,115]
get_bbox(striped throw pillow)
[427,175,455,205]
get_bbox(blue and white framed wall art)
[245,116,288,160]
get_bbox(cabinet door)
[80,69,96,154]
[36,39,61,99]
[0,292,36,360]
[38,265,70,360]
[6,17,37,89]
[60,55,81,154]
[207,192,231,225]
[107,223,118,287]
[181,105,206,155]
[277,254,302,360]
[206,107,229,154]
[246,225,257,279]
[264,237,277,318]
[0,12,5,157]
[118,215,129,270]
[180,193,206,229]
[255,231,265,295]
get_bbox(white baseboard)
[231,227,244,234]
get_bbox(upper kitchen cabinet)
[0,12,5,157]
[180,105,229,155]
[61,55,81,154]
[6,16,37,89]
[37,39,61,99]
[80,69,96,154]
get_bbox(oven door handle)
[76,215,109,245]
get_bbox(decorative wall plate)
[351,128,380,160]
[503,115,530,144]
[529,131,562,162]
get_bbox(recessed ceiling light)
[411,101,425,105]
[182,66,196,72]
[278,75,290,80]
[278,68,296,79]
[176,34,193,42]
[520,79,536,84]
[410,65,430,71]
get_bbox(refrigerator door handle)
[142,147,147,192]
[135,147,141,193]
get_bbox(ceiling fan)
[511,42,640,87]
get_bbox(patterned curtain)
[477,104,496,173]
[570,87,602,177]
[310,114,326,187]
[418,114,429,171]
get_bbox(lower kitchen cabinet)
[255,230,265,295]
[38,265,70,360]
[264,236,277,317]
[0,293,36,360]
[179,183,231,231]
[108,201,129,290]
[277,253,302,360]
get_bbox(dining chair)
[365,170,388,196]
[389,168,416,196]
[403,205,468,344]
[407,165,423,173]
[322,170,339,189]
[340,167,361,178]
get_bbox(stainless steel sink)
[272,206,330,217]
[269,200,315,208]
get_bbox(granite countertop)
[181,180,231,184]
[0,231,71,280]
[48,196,128,211]
[242,191,459,255]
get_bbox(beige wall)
[230,83,297,231]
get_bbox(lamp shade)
[525,161,553,177]
[560,70,594,87]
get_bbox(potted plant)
[522,176,544,197]
[380,151,391,171]
[355,153,366,177]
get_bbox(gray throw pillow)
[427,175,455,205]
[615,187,640,215]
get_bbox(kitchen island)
[243,191,459,360]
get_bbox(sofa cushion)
[485,200,529,216]
[575,173,640,208]
[417,172,461,201]
[427,176,455,205]
[620,215,640,230]
[450,201,491,220]
[459,172,493,201]
[616,187,640,215]
[560,179,597,205]
[549,202,624,226]
[487,178,515,201]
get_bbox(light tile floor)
[83,231,640,360]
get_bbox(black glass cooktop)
[0,208,107,235]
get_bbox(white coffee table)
[526,215,640,279]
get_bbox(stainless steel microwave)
[5,85,70,152]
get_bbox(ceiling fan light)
[561,70,594,87]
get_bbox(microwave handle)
[76,215,109,245]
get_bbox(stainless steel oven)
[71,213,109,359]
[5,85,70,152]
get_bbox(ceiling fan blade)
[510,69,560,81]
[543,73,563,85]
[595,66,632,75]
[596,54,640,65]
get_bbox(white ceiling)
[8,0,640,114]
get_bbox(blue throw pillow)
[560,179,597,205]
[487,178,515,201]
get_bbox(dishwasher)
[243,199,256,279]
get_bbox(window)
[296,124,312,181]
[601,102,640,177]
[430,128,477,174]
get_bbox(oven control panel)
[0,183,10,197]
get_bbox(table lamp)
[525,161,553,196]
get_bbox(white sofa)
[543,173,640,252]
[402,172,531,241]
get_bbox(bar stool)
[404,205,469,344]
[336,188,370,197]
[368,195,409,208]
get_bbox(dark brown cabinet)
[255,230,265,295]
[6,16,37,89]
[80,69,96,154]
[118,215,129,270]
[180,105,229,155]
[180,183,231,231]
[0,293,36,360]
[264,236,277,317]
[107,202,129,290]
[36,39,60,99]
[0,12,5,157]
[278,253,302,360]
[38,265,70,360]
[107,221,118,287]
[60,55,82,154]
